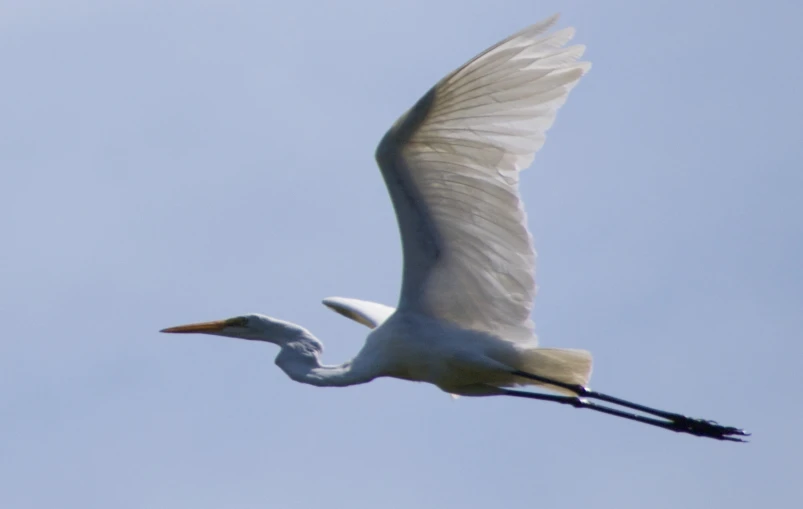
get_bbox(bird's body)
[162,15,748,441]
[305,310,588,396]
[366,312,512,393]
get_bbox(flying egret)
[162,15,748,442]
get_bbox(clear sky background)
[2,1,802,508]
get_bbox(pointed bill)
[160,320,229,334]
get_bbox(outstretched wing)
[323,297,396,329]
[375,15,589,342]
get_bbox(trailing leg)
[504,372,749,442]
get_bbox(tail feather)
[516,348,593,395]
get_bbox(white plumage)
[377,14,588,343]
[162,15,748,441]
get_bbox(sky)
[2,1,802,508]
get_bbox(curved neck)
[273,334,375,388]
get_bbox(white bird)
[162,15,747,441]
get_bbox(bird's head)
[160,314,304,344]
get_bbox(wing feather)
[322,297,396,329]
[375,15,589,342]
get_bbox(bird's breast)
[364,314,506,391]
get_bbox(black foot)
[671,416,750,442]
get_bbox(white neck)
[273,333,376,388]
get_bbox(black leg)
[507,371,749,442]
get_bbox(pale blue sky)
[2,1,802,508]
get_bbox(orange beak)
[160,320,229,334]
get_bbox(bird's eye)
[225,317,249,327]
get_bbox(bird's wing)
[322,297,396,329]
[375,15,589,342]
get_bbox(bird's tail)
[516,348,593,395]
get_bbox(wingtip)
[321,297,340,309]
[544,12,561,26]
[577,60,592,75]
